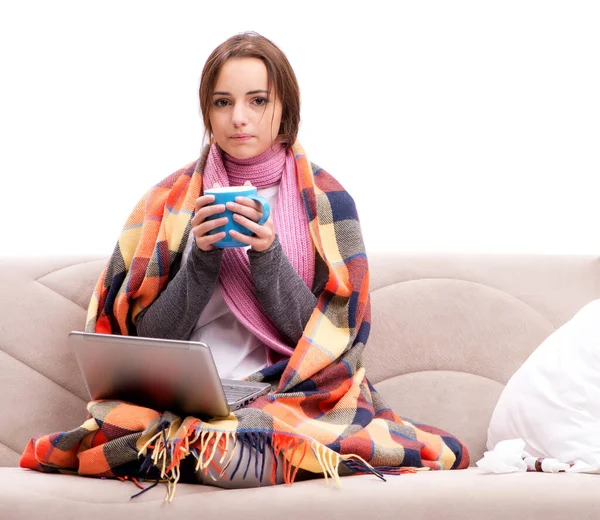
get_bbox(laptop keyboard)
[222,384,257,403]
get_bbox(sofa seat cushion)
[1,467,598,520]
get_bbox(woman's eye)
[214,99,230,108]
[252,97,268,106]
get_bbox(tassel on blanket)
[138,425,389,502]
[229,432,267,483]
[193,431,236,479]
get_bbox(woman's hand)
[191,183,228,252]
[227,181,275,253]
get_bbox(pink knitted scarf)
[202,143,316,363]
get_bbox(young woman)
[134,33,328,385]
[133,32,329,487]
[21,32,469,498]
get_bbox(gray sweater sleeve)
[135,235,328,346]
[248,235,328,345]
[135,244,223,340]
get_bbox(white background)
[1,1,598,257]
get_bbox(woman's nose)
[232,103,248,127]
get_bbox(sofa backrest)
[364,253,600,464]
[1,254,599,467]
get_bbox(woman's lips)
[231,134,253,141]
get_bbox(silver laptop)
[69,331,271,418]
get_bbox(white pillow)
[487,299,600,471]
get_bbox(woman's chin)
[217,139,270,160]
[225,149,255,159]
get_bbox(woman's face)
[209,57,283,159]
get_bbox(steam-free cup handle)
[249,195,271,226]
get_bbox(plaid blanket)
[20,142,470,500]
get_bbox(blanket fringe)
[138,427,388,502]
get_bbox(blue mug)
[204,186,271,248]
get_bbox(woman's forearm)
[249,236,325,345]
[136,246,223,339]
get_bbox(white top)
[181,185,279,380]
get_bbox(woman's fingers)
[196,229,226,242]
[229,213,275,252]
[235,196,261,212]
[194,194,215,213]
[228,226,271,252]
[191,201,226,227]
[194,216,228,236]
[226,198,263,223]
[193,214,228,252]
[191,194,229,252]
[231,213,264,236]
[194,231,226,252]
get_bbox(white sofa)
[1,252,599,519]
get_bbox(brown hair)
[199,32,300,148]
